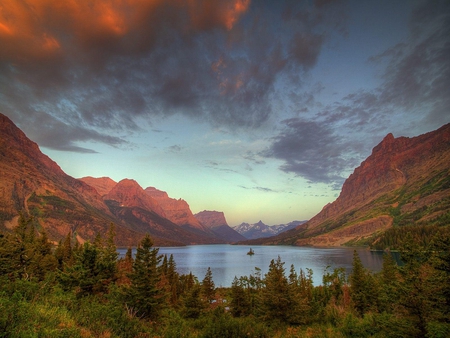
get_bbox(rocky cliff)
[80,176,117,196]
[195,210,246,242]
[104,179,167,217]
[144,187,207,231]
[250,124,450,247]
[0,114,138,245]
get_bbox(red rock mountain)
[0,113,225,246]
[251,123,450,247]
[144,187,207,231]
[195,210,246,242]
[0,113,135,244]
[80,176,117,196]
[105,179,166,217]
[195,210,228,228]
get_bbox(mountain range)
[1,112,449,248]
[233,220,307,240]
[244,123,450,247]
[0,113,242,246]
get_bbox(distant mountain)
[194,210,246,243]
[247,123,450,247]
[0,113,224,246]
[234,220,307,239]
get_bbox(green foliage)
[202,267,215,304]
[126,234,166,320]
[1,222,450,337]
[200,308,270,338]
[0,215,57,281]
[349,250,379,316]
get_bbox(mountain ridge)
[245,123,450,247]
[0,113,225,246]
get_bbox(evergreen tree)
[349,250,379,316]
[230,276,250,317]
[167,254,179,306]
[58,227,118,297]
[117,246,133,285]
[127,234,165,319]
[202,267,215,304]
[260,256,290,323]
[182,283,204,319]
[379,253,400,313]
[0,216,56,281]
[397,235,434,337]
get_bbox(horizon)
[1,0,449,226]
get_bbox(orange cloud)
[0,0,250,63]
[187,0,251,31]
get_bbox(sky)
[1,0,449,227]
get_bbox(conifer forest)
[1,217,449,338]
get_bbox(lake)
[118,244,386,287]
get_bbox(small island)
[247,248,255,256]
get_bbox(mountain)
[144,187,209,232]
[234,220,307,239]
[79,176,117,196]
[0,113,223,246]
[0,113,140,245]
[250,123,450,247]
[194,210,246,243]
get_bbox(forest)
[0,217,449,338]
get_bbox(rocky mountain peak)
[144,187,206,230]
[80,176,117,196]
[105,179,166,217]
[194,210,228,228]
[255,123,450,247]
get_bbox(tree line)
[0,216,449,337]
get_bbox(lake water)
[118,245,385,287]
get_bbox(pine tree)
[0,216,56,281]
[167,254,179,305]
[182,283,204,319]
[379,253,400,313]
[350,250,370,316]
[260,256,290,323]
[230,276,250,317]
[117,246,133,285]
[127,234,165,319]
[202,267,215,304]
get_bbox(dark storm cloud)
[0,0,347,152]
[263,119,354,187]
[24,111,127,153]
[264,0,450,187]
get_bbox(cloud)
[167,144,183,153]
[262,119,354,187]
[264,0,450,187]
[22,111,127,153]
[0,0,348,152]
[238,185,277,193]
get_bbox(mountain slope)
[0,114,142,245]
[251,124,450,247]
[0,113,224,246]
[194,210,246,243]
